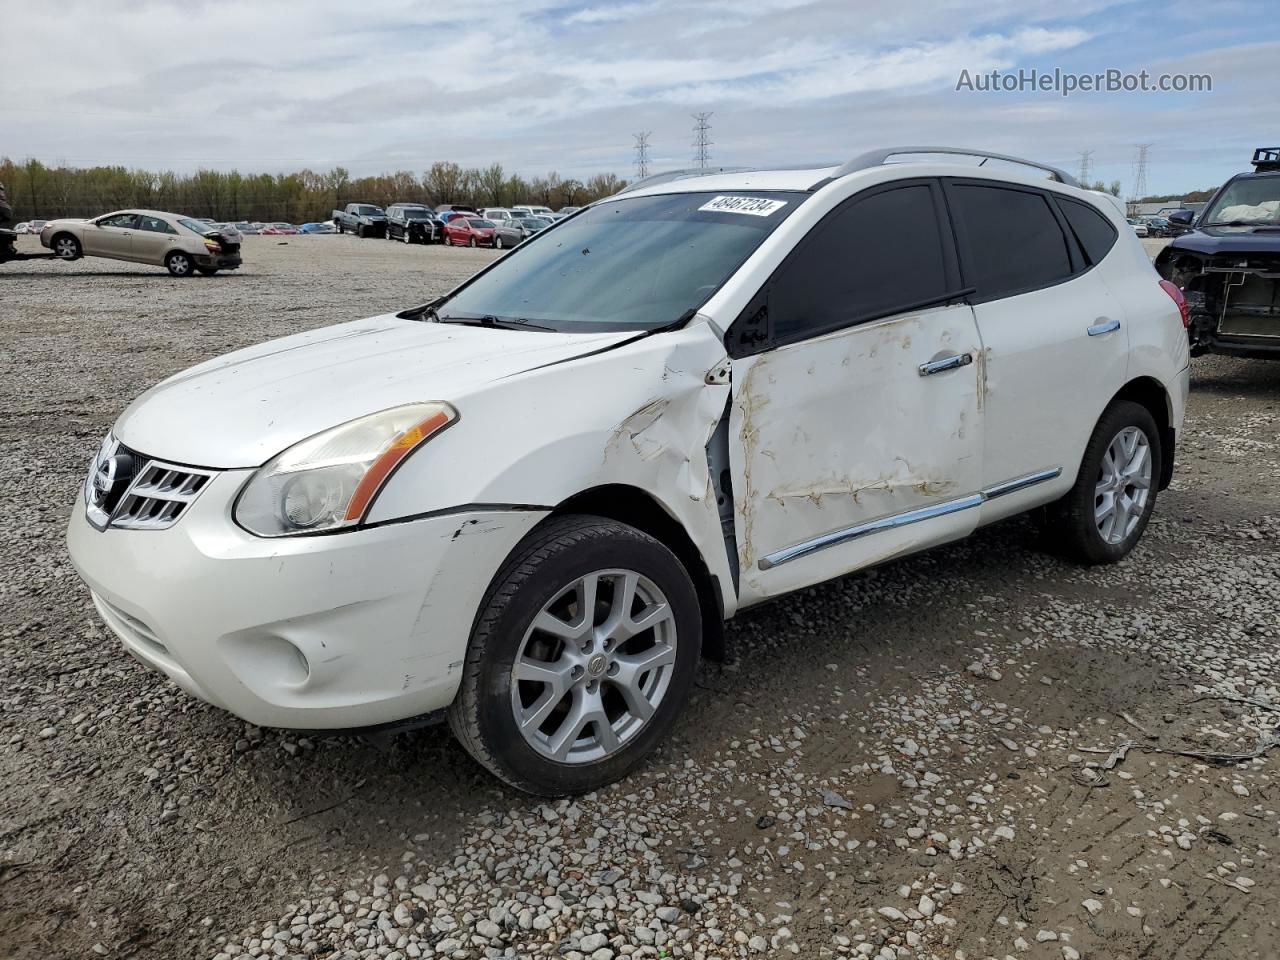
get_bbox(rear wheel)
[336,221,344,234]
[1042,400,1161,564]
[196,266,219,276]
[52,234,81,260]
[448,514,701,795]
[165,251,194,277]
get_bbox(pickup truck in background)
[332,203,388,238]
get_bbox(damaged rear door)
[725,179,984,604]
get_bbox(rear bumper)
[194,253,241,269]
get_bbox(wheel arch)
[548,483,727,662]
[1110,376,1174,490]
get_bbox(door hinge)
[705,360,731,385]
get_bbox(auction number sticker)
[698,195,788,217]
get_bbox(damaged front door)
[724,179,985,605]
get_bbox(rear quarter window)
[1057,197,1119,266]
[948,182,1073,299]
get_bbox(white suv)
[67,147,1191,795]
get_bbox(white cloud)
[0,0,1271,193]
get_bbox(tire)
[448,514,702,796]
[356,225,366,239]
[1042,400,1161,565]
[336,222,344,234]
[52,233,81,260]
[495,236,504,250]
[468,236,477,248]
[165,251,194,277]
[196,267,219,276]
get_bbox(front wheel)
[1042,400,1161,564]
[448,515,702,796]
[494,236,504,250]
[468,236,477,248]
[52,234,82,260]
[165,251,194,277]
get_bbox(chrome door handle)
[918,353,973,376]
[1087,317,1121,336]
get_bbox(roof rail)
[615,166,758,195]
[818,146,1080,189]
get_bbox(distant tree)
[1108,180,1122,197]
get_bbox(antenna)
[692,112,713,170]
[1132,143,1151,202]
[1077,149,1093,187]
[633,132,652,179]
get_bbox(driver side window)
[767,182,953,344]
[99,213,138,229]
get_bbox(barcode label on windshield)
[698,196,788,217]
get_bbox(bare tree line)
[0,158,629,222]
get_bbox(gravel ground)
[1,235,1278,960]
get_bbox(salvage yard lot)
[2,235,1279,960]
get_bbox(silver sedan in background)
[493,215,552,249]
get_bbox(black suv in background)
[1156,148,1280,360]
[386,204,444,244]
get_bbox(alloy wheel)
[1094,425,1151,544]
[510,569,678,764]
[54,237,78,259]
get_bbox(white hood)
[114,314,634,468]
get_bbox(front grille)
[85,435,218,531]
[112,460,215,529]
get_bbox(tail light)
[204,240,222,253]
[1158,278,1189,329]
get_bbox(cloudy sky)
[6,0,1278,195]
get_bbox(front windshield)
[523,217,550,228]
[355,205,382,216]
[405,210,434,220]
[1203,175,1280,226]
[441,190,799,332]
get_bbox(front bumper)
[66,469,545,729]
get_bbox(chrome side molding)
[757,467,1062,570]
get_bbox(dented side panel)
[369,321,738,613]
[727,304,985,605]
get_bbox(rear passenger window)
[949,184,1072,298]
[1057,197,1118,266]
[770,184,950,341]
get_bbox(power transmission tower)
[633,132,652,180]
[1077,150,1093,187]
[692,112,713,170]
[1132,143,1152,203]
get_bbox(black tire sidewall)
[1068,401,1162,563]
[466,523,701,795]
[166,252,192,277]
[53,234,80,259]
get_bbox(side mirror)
[1168,210,1193,226]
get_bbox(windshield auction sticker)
[698,196,788,216]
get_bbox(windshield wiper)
[1202,219,1280,227]
[435,313,556,331]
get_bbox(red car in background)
[261,222,299,235]
[442,217,497,247]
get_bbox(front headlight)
[234,402,457,537]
